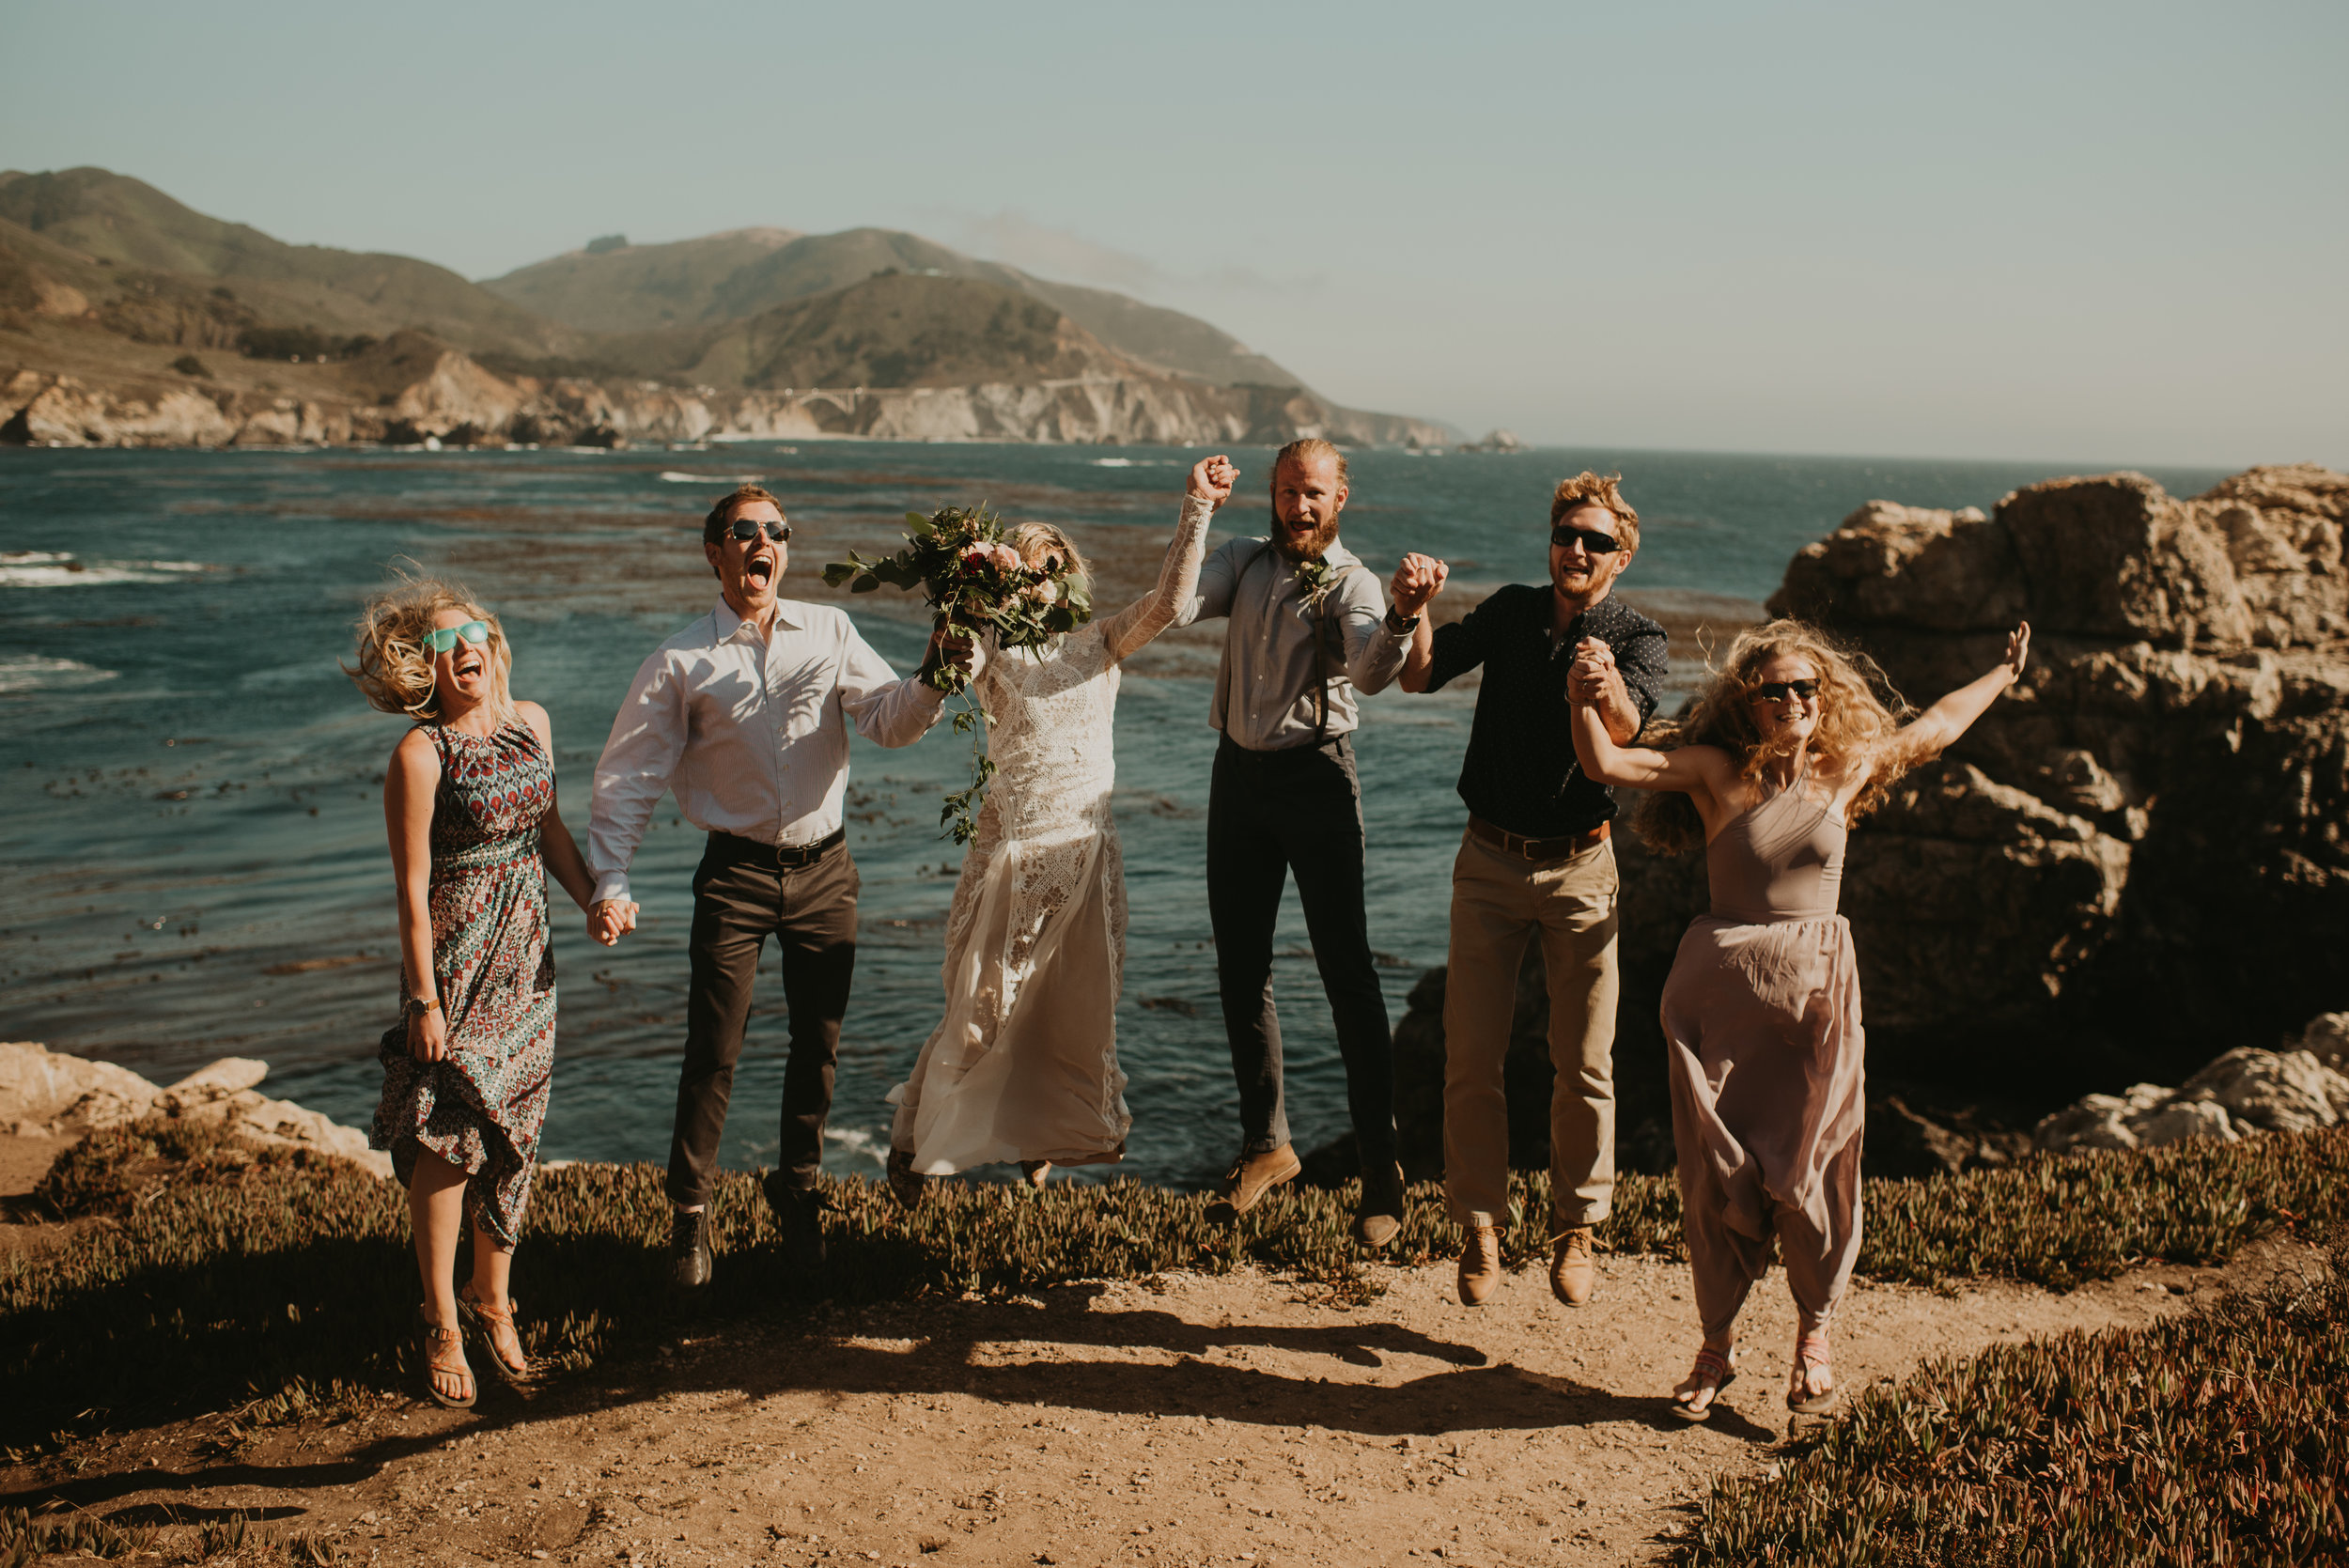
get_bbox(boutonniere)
[1292,556,1338,613]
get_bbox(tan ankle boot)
[1457,1222,1503,1306]
[1550,1225,1597,1306]
[1206,1144,1300,1223]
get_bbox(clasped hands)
[1567,637,1625,708]
[1389,552,1448,619]
[589,898,638,946]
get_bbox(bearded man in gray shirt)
[1174,438,1446,1246]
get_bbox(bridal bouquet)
[824,504,1094,843]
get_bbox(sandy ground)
[6,1120,2317,1568]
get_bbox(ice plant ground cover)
[823,504,1092,843]
[1680,1234,2349,1566]
[7,1121,2349,1464]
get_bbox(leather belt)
[706,827,846,870]
[1468,815,1609,862]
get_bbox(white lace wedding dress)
[885,495,1212,1174]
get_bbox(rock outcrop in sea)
[0,1040,390,1177]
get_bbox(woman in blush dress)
[347,577,610,1408]
[1566,617,2030,1421]
[883,456,1230,1198]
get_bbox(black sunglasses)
[725,519,791,544]
[1749,678,1821,705]
[1550,524,1625,554]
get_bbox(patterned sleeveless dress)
[371,720,558,1246]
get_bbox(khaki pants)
[1442,829,1620,1230]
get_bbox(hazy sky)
[7,1,2342,464]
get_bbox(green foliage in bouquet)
[825,505,1094,844]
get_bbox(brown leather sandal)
[1671,1345,1737,1422]
[457,1285,530,1384]
[1019,1160,1052,1188]
[416,1307,475,1409]
[1787,1333,1838,1416]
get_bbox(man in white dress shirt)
[587,484,960,1289]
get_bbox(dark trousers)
[667,832,859,1208]
[1206,734,1397,1168]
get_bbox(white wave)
[826,1124,894,1170]
[1092,458,1135,468]
[1088,457,1176,468]
[0,655,121,693]
[0,553,217,588]
[659,471,766,484]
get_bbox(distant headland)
[0,167,1452,451]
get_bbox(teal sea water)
[0,442,2229,1187]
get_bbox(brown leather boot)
[1550,1225,1597,1306]
[1352,1161,1407,1248]
[1457,1222,1503,1306]
[1206,1144,1301,1223]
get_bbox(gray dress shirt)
[1174,536,1409,752]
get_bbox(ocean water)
[0,442,2230,1188]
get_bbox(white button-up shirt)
[587,598,945,905]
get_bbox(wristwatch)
[1384,607,1421,634]
[405,996,442,1019]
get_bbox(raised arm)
[1884,622,2030,772]
[1570,701,1729,795]
[1103,456,1227,661]
[838,621,950,748]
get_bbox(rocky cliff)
[1,328,1449,450]
[1351,465,2348,1187]
[1613,464,2349,1104]
[0,166,1454,451]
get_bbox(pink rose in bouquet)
[824,502,1096,845]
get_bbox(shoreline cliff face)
[1610,464,2349,1104]
[0,334,1449,451]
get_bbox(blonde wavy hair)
[1005,520,1093,601]
[1632,618,1913,855]
[1551,471,1641,553]
[344,571,518,726]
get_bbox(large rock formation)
[0,1041,391,1176]
[1613,465,2349,1107]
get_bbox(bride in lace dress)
[885,456,1233,1193]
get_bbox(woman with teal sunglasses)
[346,575,607,1408]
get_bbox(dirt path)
[7,1232,2316,1568]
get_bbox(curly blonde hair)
[1632,618,1913,855]
[344,571,518,726]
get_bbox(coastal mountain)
[0,168,577,359]
[0,165,1449,449]
[483,226,1304,389]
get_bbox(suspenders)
[1215,540,1360,746]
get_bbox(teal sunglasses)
[422,621,490,655]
